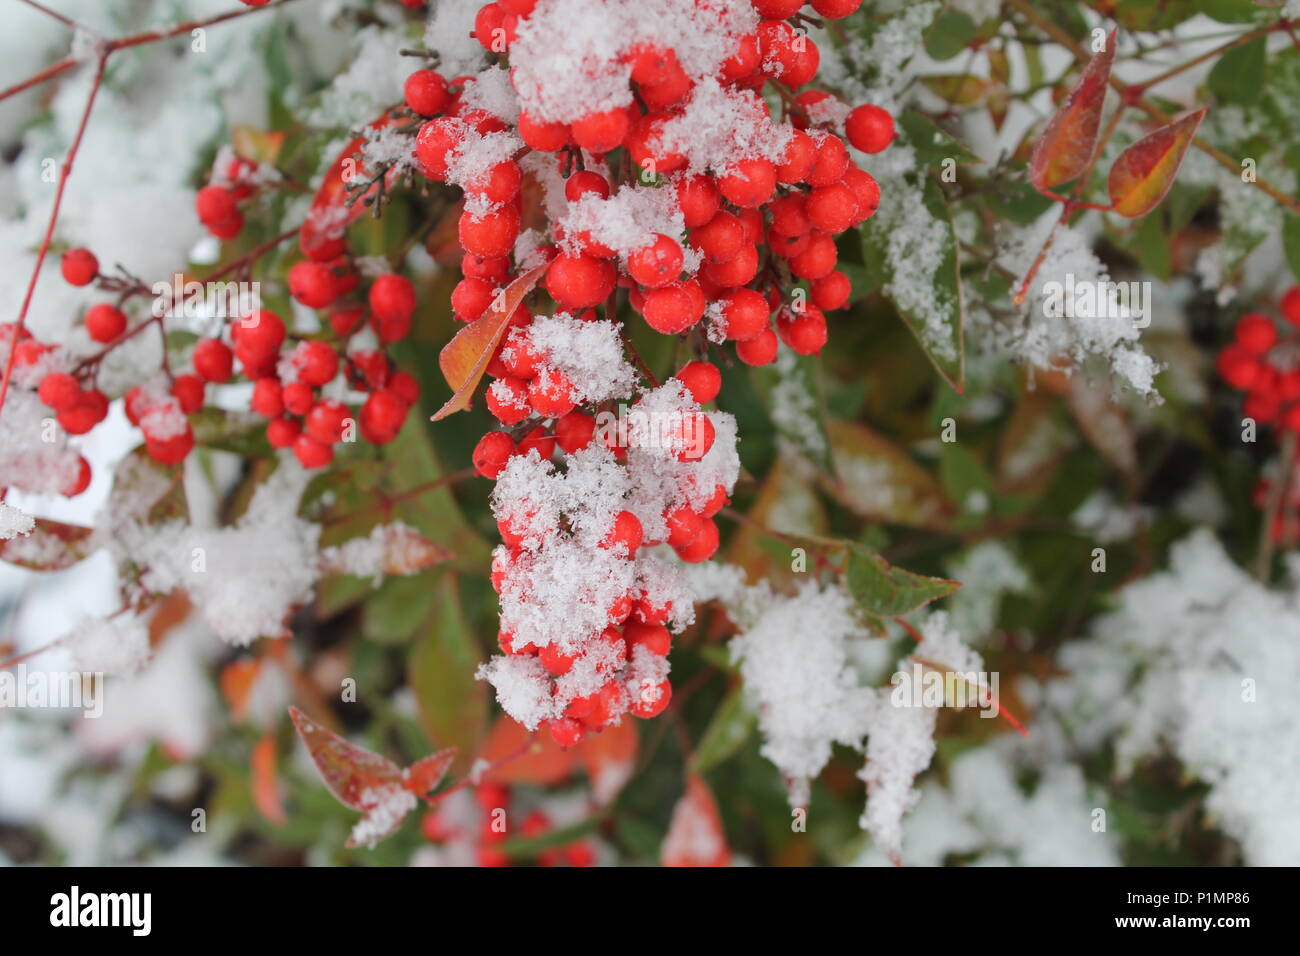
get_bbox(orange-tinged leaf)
[220,657,263,724]
[1029,29,1116,192]
[405,748,458,801]
[431,262,550,421]
[909,655,1028,736]
[1107,109,1207,218]
[318,523,453,577]
[299,111,402,260]
[579,719,639,805]
[661,775,730,867]
[478,714,577,786]
[232,125,286,166]
[251,731,287,825]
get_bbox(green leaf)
[897,112,979,169]
[845,543,961,618]
[497,816,602,858]
[861,175,966,392]
[923,9,976,61]
[1284,214,1300,283]
[939,442,995,519]
[1196,0,1267,24]
[408,572,488,773]
[362,573,435,644]
[750,347,835,475]
[1207,36,1267,105]
[690,688,757,774]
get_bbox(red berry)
[452,277,497,322]
[624,621,671,656]
[416,117,465,180]
[811,0,861,16]
[236,309,286,356]
[62,456,92,497]
[628,679,672,719]
[842,165,881,223]
[294,434,333,469]
[458,206,520,258]
[752,0,802,16]
[805,183,858,234]
[675,361,722,404]
[788,231,838,279]
[1281,286,1300,326]
[600,510,644,557]
[806,134,849,187]
[466,160,523,204]
[282,381,315,416]
[1216,344,1261,389]
[564,171,611,202]
[776,129,815,184]
[777,306,829,355]
[675,517,719,562]
[250,377,283,417]
[845,104,894,154]
[703,243,759,287]
[514,425,555,460]
[627,234,684,288]
[528,367,577,418]
[547,716,584,749]
[675,175,720,228]
[545,254,616,309]
[61,248,98,286]
[812,270,851,311]
[517,111,569,151]
[288,260,338,309]
[193,338,234,383]
[369,274,416,324]
[195,185,238,225]
[486,376,531,425]
[292,340,339,386]
[570,108,630,154]
[171,374,205,413]
[691,211,745,264]
[641,282,703,334]
[57,389,108,435]
[404,69,449,116]
[664,506,704,550]
[1235,313,1278,355]
[37,372,80,411]
[360,390,408,444]
[266,417,300,449]
[389,371,420,406]
[736,327,779,365]
[554,410,596,453]
[473,431,516,478]
[717,158,776,208]
[717,288,770,341]
[207,210,245,240]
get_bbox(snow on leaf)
[0,517,93,570]
[231,125,286,167]
[318,522,453,580]
[431,262,550,421]
[1029,30,1116,192]
[1107,109,1207,218]
[299,111,402,260]
[289,706,405,810]
[661,775,730,867]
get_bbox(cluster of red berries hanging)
[1217,286,1300,431]
[422,782,596,867]
[402,0,891,749]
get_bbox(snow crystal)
[859,687,937,862]
[559,184,697,270]
[64,613,150,677]
[509,0,757,125]
[424,0,490,78]
[656,78,793,175]
[350,784,418,849]
[524,313,637,405]
[0,502,35,541]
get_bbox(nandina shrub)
[1,0,1299,869]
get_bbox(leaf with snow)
[318,522,453,580]
[0,517,91,569]
[661,775,730,867]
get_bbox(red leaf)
[405,749,458,802]
[430,262,550,422]
[1107,109,1207,218]
[478,714,576,786]
[299,111,402,260]
[251,731,287,826]
[288,706,404,810]
[661,775,730,867]
[219,657,262,724]
[1029,29,1116,193]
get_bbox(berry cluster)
[404,0,889,748]
[421,782,596,867]
[1217,286,1300,430]
[194,152,263,241]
